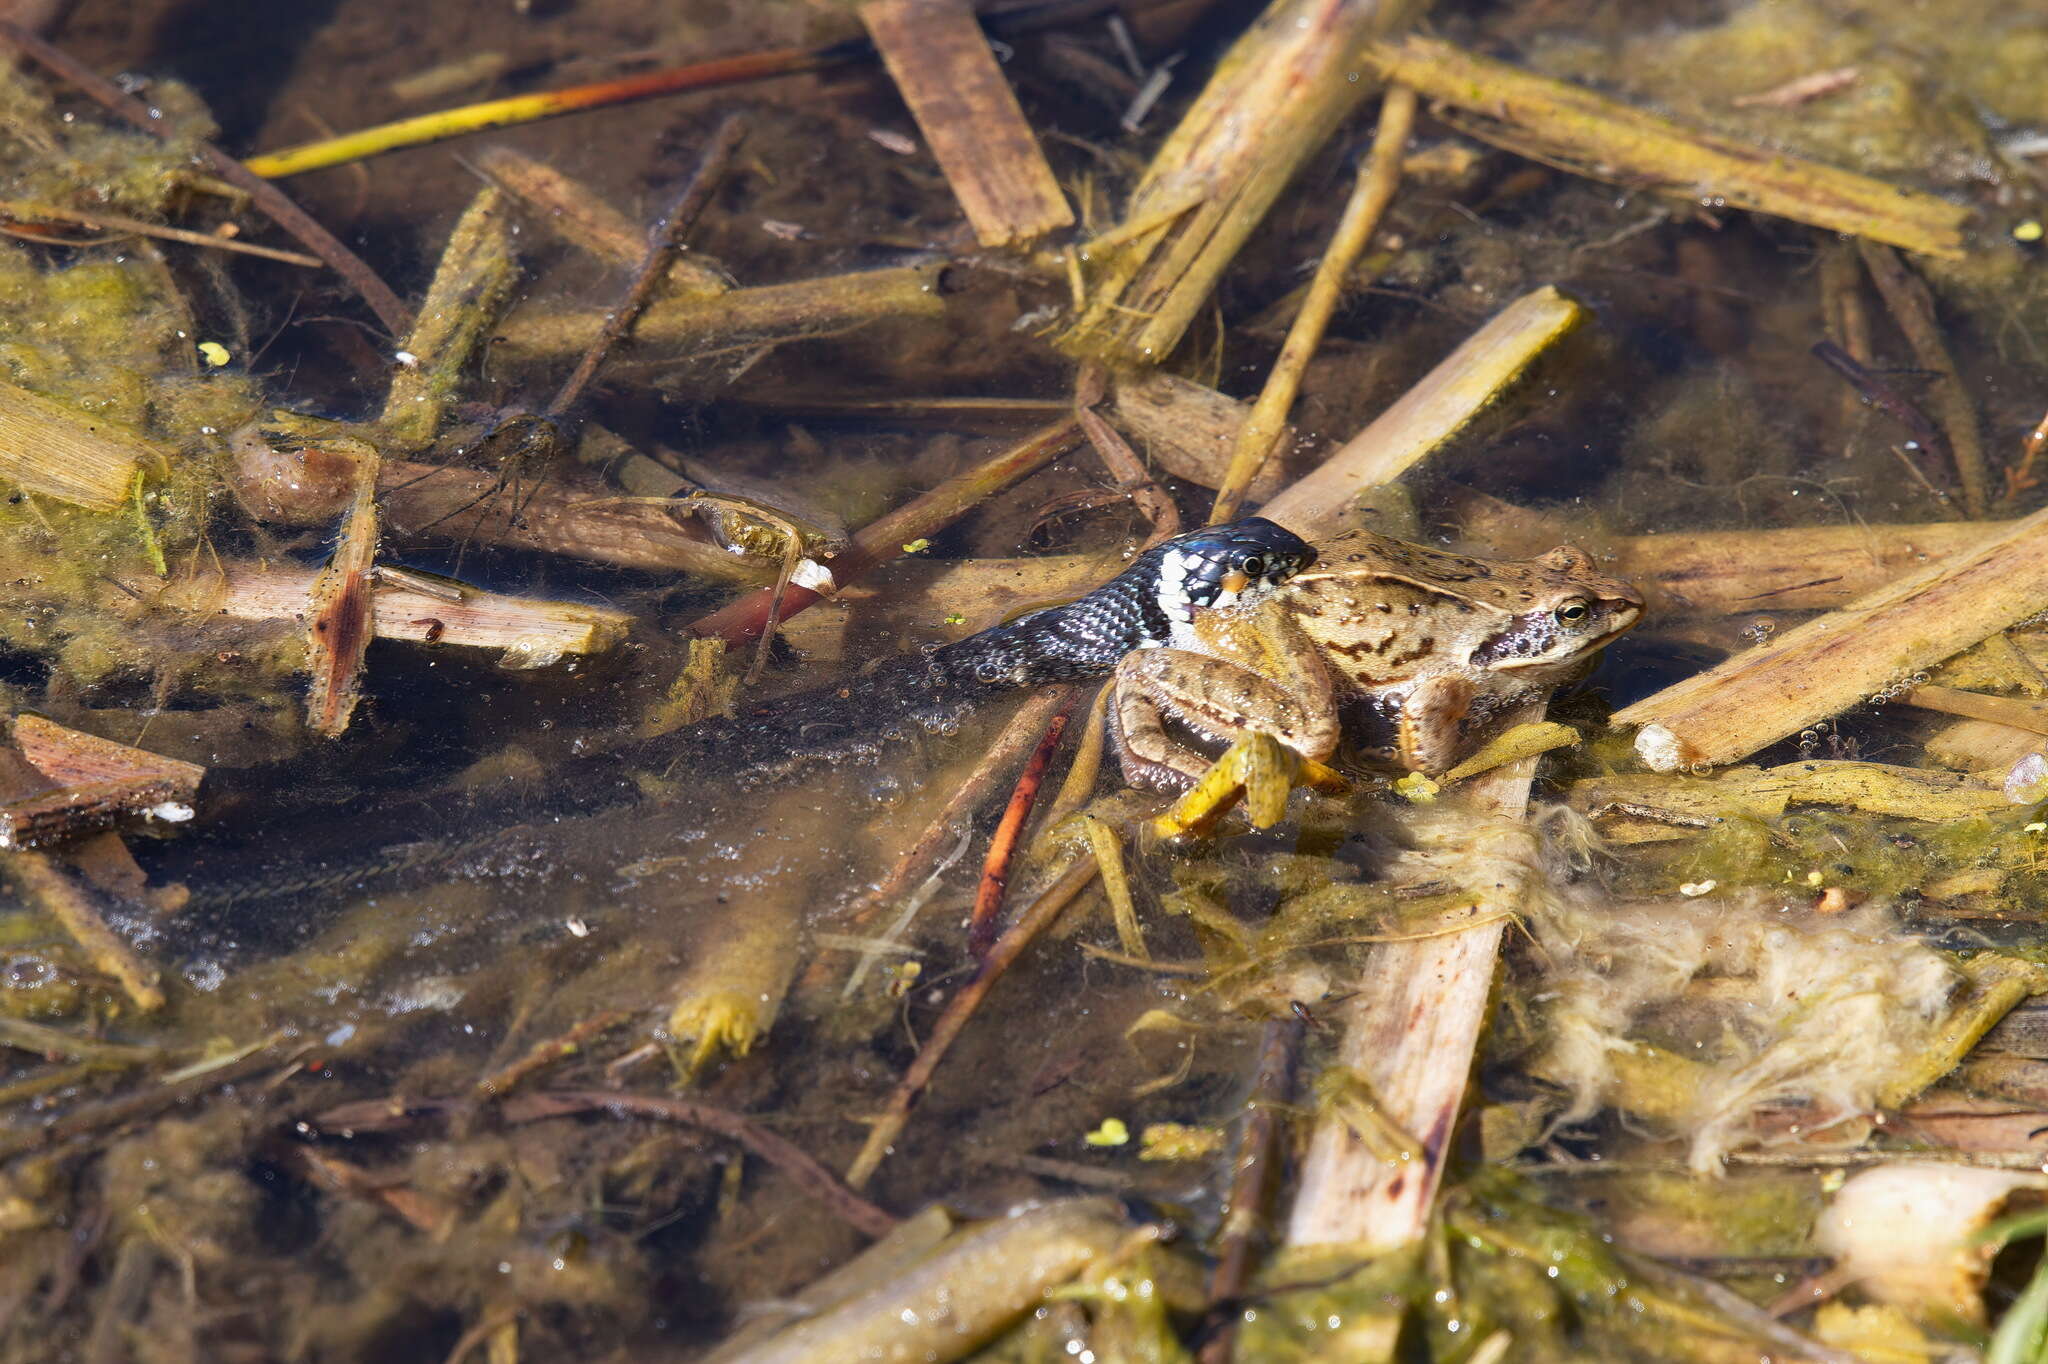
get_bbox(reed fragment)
[860,0,1073,247]
[493,264,946,367]
[302,444,381,738]
[1211,85,1416,522]
[0,715,204,851]
[1061,0,1429,365]
[1614,503,2048,771]
[377,185,519,451]
[1260,286,1584,534]
[472,145,730,297]
[1111,372,1294,500]
[1286,704,1546,1250]
[1857,241,1990,516]
[191,561,632,655]
[0,852,162,1012]
[0,378,161,510]
[1364,35,1969,259]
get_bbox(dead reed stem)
[1857,241,1991,517]
[1614,502,2048,771]
[1061,0,1430,366]
[1210,86,1416,522]
[1260,286,1584,536]
[691,420,1083,647]
[1286,707,1544,1249]
[861,0,1073,247]
[1367,34,1970,260]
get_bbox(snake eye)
[1555,599,1591,625]
[1239,554,1267,578]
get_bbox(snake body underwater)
[154,519,1317,913]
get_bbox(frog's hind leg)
[1109,648,1340,793]
[1394,674,1477,774]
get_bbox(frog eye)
[1555,599,1592,624]
[1238,554,1268,578]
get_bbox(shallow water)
[2,0,2046,1360]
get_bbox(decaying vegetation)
[3,0,2048,1360]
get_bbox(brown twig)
[0,199,323,265]
[1856,240,1990,517]
[1199,1016,1304,1364]
[846,854,1102,1189]
[966,688,1077,958]
[472,1011,629,1100]
[545,115,746,419]
[1810,340,1951,497]
[1074,365,1180,545]
[801,687,1074,998]
[689,420,1083,647]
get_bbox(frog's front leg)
[1109,647,1340,793]
[1394,674,1477,774]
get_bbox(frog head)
[1470,545,1644,675]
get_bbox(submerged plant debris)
[3,0,2048,1361]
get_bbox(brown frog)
[1110,528,1645,789]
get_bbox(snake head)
[1153,517,1317,622]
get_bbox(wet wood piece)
[1112,373,1294,500]
[0,715,203,852]
[1365,35,1970,259]
[1613,502,2048,772]
[302,446,381,739]
[1062,0,1430,366]
[860,0,1073,247]
[1285,708,1544,1251]
[1453,494,2004,617]
[196,561,632,654]
[1857,241,1991,517]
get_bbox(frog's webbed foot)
[1150,733,1348,838]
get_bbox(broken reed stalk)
[965,688,1076,958]
[0,377,164,510]
[1448,495,2011,616]
[227,435,757,581]
[1061,0,1431,366]
[545,115,746,418]
[0,852,163,1012]
[1613,501,2048,771]
[1199,1015,1304,1364]
[1075,365,1179,543]
[1364,35,1970,260]
[1209,85,1416,523]
[845,854,1101,1189]
[691,419,1083,646]
[860,0,1073,247]
[472,145,731,298]
[0,198,323,266]
[471,1012,629,1100]
[302,448,382,738]
[1259,286,1584,535]
[1286,704,1545,1250]
[0,22,414,334]
[801,686,1072,998]
[378,186,519,450]
[1901,684,2048,738]
[493,263,946,367]
[1857,241,1991,517]
[190,561,633,653]
[1,715,204,851]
